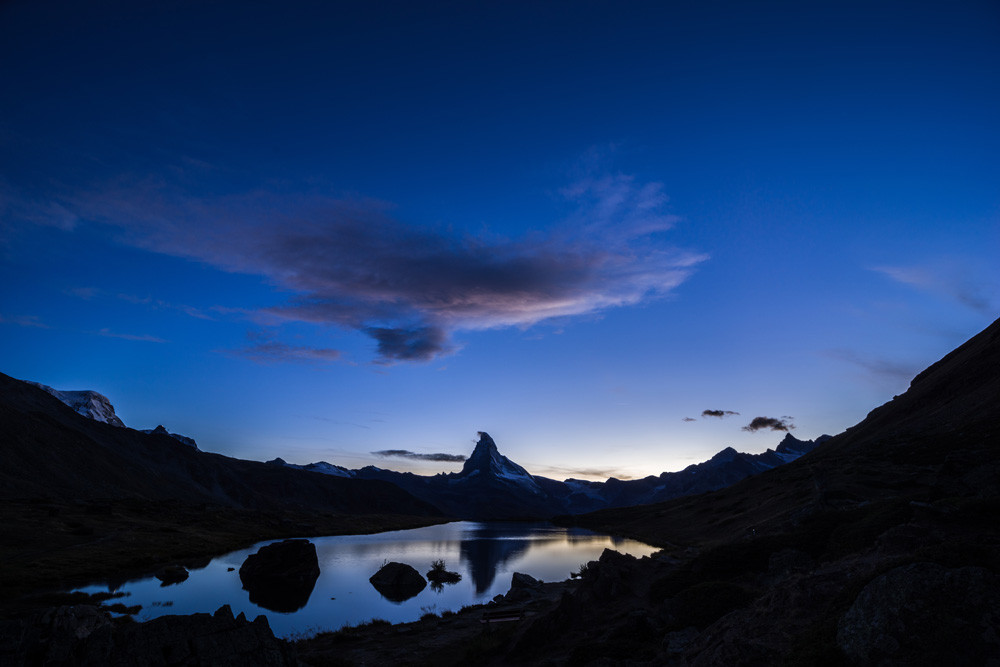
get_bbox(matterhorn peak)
[458,431,542,494]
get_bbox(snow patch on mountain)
[301,461,355,478]
[27,381,125,427]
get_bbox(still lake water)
[75,521,657,638]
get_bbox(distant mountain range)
[276,430,826,519]
[11,377,823,520]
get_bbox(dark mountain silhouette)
[540,432,827,513]
[517,316,1000,664]
[0,372,441,517]
[316,431,823,519]
[355,432,558,519]
[571,316,1000,545]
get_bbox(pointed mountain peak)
[710,446,740,463]
[458,431,542,493]
[776,432,806,452]
[471,431,498,455]
[461,431,504,476]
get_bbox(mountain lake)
[72,521,659,638]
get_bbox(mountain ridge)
[0,373,442,518]
[289,430,826,519]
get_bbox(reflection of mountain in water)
[458,525,535,593]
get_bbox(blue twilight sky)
[1,1,998,480]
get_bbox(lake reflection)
[75,521,657,638]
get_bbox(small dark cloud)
[366,326,451,363]
[742,416,794,432]
[682,417,697,422]
[702,409,740,418]
[372,449,467,462]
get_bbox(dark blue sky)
[2,1,998,479]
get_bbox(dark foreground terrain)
[2,317,999,665]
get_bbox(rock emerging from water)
[426,567,462,586]
[154,565,189,586]
[239,539,320,613]
[369,562,426,602]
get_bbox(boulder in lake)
[369,562,426,602]
[239,539,320,613]
[154,565,189,586]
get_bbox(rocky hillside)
[0,373,442,518]
[536,316,1000,664]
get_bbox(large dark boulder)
[155,565,189,586]
[837,562,1000,665]
[239,539,320,613]
[369,562,426,602]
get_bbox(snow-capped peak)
[301,461,355,478]
[458,431,542,493]
[27,381,125,427]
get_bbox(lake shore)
[0,497,449,619]
[292,578,577,666]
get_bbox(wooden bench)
[480,608,525,625]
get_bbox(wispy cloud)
[372,449,467,463]
[0,314,50,328]
[0,181,79,232]
[824,348,917,386]
[871,261,996,314]
[52,175,706,363]
[232,332,341,364]
[93,328,167,343]
[67,287,216,321]
[531,464,636,481]
[742,416,794,432]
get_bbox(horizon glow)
[1,1,998,481]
